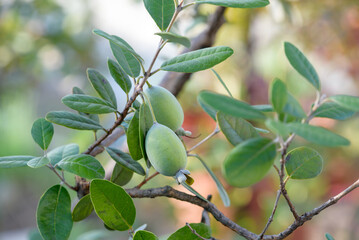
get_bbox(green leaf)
[155,32,191,48]
[195,0,269,8]
[46,111,103,131]
[86,69,117,108]
[283,92,306,119]
[144,0,175,31]
[191,154,230,207]
[106,147,145,176]
[284,42,320,90]
[90,179,136,231]
[217,112,259,146]
[139,103,154,160]
[133,230,159,240]
[72,195,94,222]
[72,87,100,123]
[286,123,350,146]
[57,154,105,179]
[127,111,143,160]
[312,102,355,120]
[62,94,117,114]
[47,144,79,166]
[168,223,212,240]
[197,95,217,120]
[252,104,274,112]
[181,182,208,202]
[0,155,35,168]
[27,156,50,168]
[223,138,276,188]
[270,78,287,113]
[198,91,266,120]
[265,119,290,137]
[211,68,233,97]
[37,185,73,240]
[161,46,233,73]
[110,40,141,78]
[108,59,132,94]
[111,163,134,186]
[285,147,323,179]
[326,233,335,240]
[330,95,359,112]
[31,118,54,150]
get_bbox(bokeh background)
[1,0,359,239]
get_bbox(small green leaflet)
[198,91,266,120]
[195,0,269,8]
[133,230,158,240]
[326,233,336,240]
[127,111,143,160]
[90,179,136,231]
[330,95,359,112]
[270,78,287,113]
[265,119,290,137]
[106,147,145,176]
[285,147,323,179]
[283,92,307,119]
[86,68,117,108]
[217,112,259,146]
[223,137,276,188]
[286,123,350,147]
[0,156,35,168]
[312,102,355,120]
[62,94,117,114]
[111,163,134,186]
[144,0,175,31]
[252,104,274,112]
[108,59,132,94]
[197,94,217,121]
[161,46,234,73]
[155,32,191,48]
[72,195,94,222]
[168,223,212,240]
[27,156,50,168]
[72,87,100,123]
[110,41,141,78]
[37,185,73,240]
[47,144,79,166]
[284,42,320,90]
[31,118,54,150]
[46,111,103,131]
[57,154,105,179]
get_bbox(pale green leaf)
[0,156,35,168]
[270,78,287,113]
[139,102,154,160]
[144,0,175,31]
[31,118,54,150]
[197,95,217,120]
[62,94,117,114]
[72,87,100,123]
[312,102,355,120]
[47,144,79,166]
[27,156,50,168]
[105,147,145,176]
[168,223,212,240]
[330,95,359,112]
[108,59,132,94]
[133,230,158,240]
[211,68,233,97]
[155,32,190,48]
[127,111,143,160]
[46,111,103,131]
[283,92,306,119]
[265,119,290,137]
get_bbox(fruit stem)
[141,91,158,122]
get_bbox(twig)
[187,124,220,153]
[201,195,212,226]
[47,165,77,191]
[257,190,281,239]
[135,172,160,189]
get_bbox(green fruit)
[145,123,187,177]
[144,86,184,131]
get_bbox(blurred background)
[1,0,359,239]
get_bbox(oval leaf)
[0,155,35,168]
[284,42,320,90]
[217,112,259,146]
[47,144,79,166]
[286,122,350,146]
[127,111,143,160]
[27,156,50,168]
[285,147,323,179]
[110,40,141,78]
[330,95,359,112]
[161,46,233,73]
[283,92,306,119]
[144,0,175,31]
[198,91,266,120]
[57,154,105,179]
[72,195,94,222]
[86,69,117,108]
[155,32,191,48]
[111,163,134,186]
[72,87,100,123]
[31,118,54,150]
[90,179,136,231]
[312,102,355,120]
[195,0,269,8]
[46,111,103,131]
[265,119,290,137]
[168,223,211,240]
[106,147,145,176]
[37,185,73,240]
[133,230,158,240]
[223,138,276,188]
[139,103,154,160]
[108,59,132,94]
[62,94,117,114]
[197,95,217,120]
[270,78,287,113]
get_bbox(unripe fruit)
[144,86,184,131]
[145,123,187,177]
